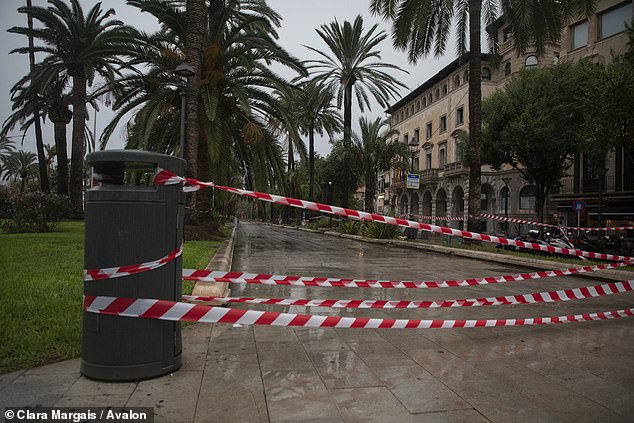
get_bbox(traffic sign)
[572,200,586,212]
[406,173,420,190]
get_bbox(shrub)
[339,220,361,235]
[363,221,401,239]
[1,192,70,233]
[0,187,11,220]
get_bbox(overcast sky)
[0,0,458,157]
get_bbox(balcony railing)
[420,168,439,184]
[443,162,468,176]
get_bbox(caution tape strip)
[478,213,558,228]
[84,244,183,281]
[182,261,633,289]
[399,214,466,221]
[181,280,633,308]
[155,169,633,263]
[83,295,634,328]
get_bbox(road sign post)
[572,200,586,236]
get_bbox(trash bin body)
[81,150,184,381]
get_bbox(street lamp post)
[328,181,333,227]
[407,136,419,216]
[174,63,197,159]
[502,176,512,234]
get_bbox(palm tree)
[305,15,407,206]
[0,137,16,180]
[1,150,38,193]
[108,0,306,198]
[10,0,138,216]
[25,0,49,193]
[369,0,595,232]
[352,117,406,213]
[293,79,342,200]
[183,0,205,177]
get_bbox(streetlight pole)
[328,181,333,227]
[407,136,419,215]
[174,63,197,159]
[502,176,512,234]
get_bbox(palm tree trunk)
[365,176,376,213]
[467,0,482,233]
[309,125,315,201]
[342,81,354,208]
[69,74,87,218]
[26,0,49,193]
[53,120,69,196]
[184,0,205,178]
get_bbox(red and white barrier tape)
[478,213,558,228]
[182,279,633,308]
[156,168,633,263]
[399,214,466,221]
[84,244,183,281]
[182,261,633,289]
[83,295,634,328]
[563,226,634,232]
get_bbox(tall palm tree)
[107,0,306,197]
[25,0,49,193]
[352,117,405,213]
[305,15,407,206]
[1,150,38,193]
[0,137,17,181]
[10,0,138,216]
[184,0,205,177]
[293,79,342,200]
[369,0,595,232]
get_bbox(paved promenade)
[1,222,633,422]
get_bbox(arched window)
[482,67,491,81]
[504,61,512,76]
[428,93,433,103]
[423,97,427,108]
[519,185,536,210]
[435,88,440,99]
[442,83,448,96]
[463,70,469,81]
[454,75,461,87]
[525,55,538,69]
[415,100,420,112]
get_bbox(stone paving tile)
[256,340,314,372]
[195,391,268,423]
[23,358,81,375]
[306,350,380,389]
[126,370,202,423]
[0,373,79,408]
[332,386,419,423]
[54,376,136,408]
[372,364,471,414]
[199,357,264,394]
[0,370,24,392]
[262,367,340,421]
[411,409,491,423]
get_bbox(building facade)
[379,0,633,234]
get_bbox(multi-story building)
[380,0,633,234]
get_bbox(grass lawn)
[0,221,222,374]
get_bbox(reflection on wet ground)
[216,222,634,422]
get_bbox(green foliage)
[362,221,400,239]
[1,192,70,233]
[352,117,406,212]
[0,221,221,372]
[481,62,590,220]
[339,220,361,235]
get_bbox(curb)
[191,218,238,299]
[263,222,634,282]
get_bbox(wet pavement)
[1,221,633,422]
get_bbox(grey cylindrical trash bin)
[81,150,184,381]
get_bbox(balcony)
[420,168,439,184]
[444,162,469,177]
